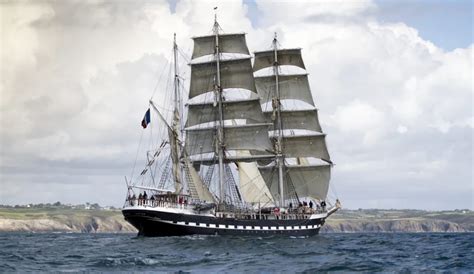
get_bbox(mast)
[214,15,226,203]
[173,33,183,142]
[254,44,332,204]
[273,33,285,207]
[186,17,273,206]
[170,33,183,194]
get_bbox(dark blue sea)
[0,233,472,272]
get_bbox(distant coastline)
[0,204,472,233]
[322,208,474,233]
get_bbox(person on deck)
[321,200,326,211]
[143,191,148,206]
[131,194,136,206]
[303,201,309,213]
[138,193,143,206]
[298,202,303,214]
[150,195,155,206]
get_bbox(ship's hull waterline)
[122,207,326,237]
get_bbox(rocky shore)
[0,207,136,233]
[322,218,471,233]
[0,208,472,233]
[321,209,474,233]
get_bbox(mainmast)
[186,16,273,206]
[213,15,226,204]
[273,33,285,207]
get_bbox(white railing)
[125,198,191,210]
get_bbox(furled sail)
[259,164,331,201]
[253,48,306,72]
[186,98,265,127]
[192,33,249,59]
[189,57,257,99]
[185,123,273,156]
[168,122,183,194]
[189,153,275,165]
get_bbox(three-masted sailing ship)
[122,17,340,237]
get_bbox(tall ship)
[122,17,341,237]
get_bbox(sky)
[0,0,472,210]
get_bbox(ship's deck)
[124,198,328,221]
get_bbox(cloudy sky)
[1,0,472,210]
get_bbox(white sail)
[259,164,331,201]
[186,98,265,127]
[253,48,306,72]
[280,134,330,161]
[237,151,275,206]
[263,108,322,132]
[189,57,257,99]
[255,74,315,106]
[168,126,183,193]
[185,123,273,156]
[192,33,249,59]
[183,158,216,203]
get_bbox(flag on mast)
[141,108,151,128]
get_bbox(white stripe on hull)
[146,217,322,231]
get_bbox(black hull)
[122,208,325,237]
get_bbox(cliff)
[0,208,472,233]
[322,209,474,233]
[0,208,136,233]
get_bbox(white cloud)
[331,100,384,132]
[0,0,472,210]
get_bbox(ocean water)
[0,233,472,272]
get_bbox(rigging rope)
[178,46,191,64]
[150,51,172,101]
[328,179,340,202]
[130,129,145,184]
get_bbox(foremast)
[150,33,184,195]
[169,34,217,202]
[171,34,183,194]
